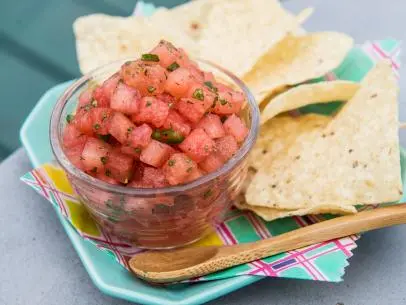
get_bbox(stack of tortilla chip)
[241,62,402,220]
[73,0,402,221]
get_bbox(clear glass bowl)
[50,59,260,249]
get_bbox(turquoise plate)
[20,82,263,305]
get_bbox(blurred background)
[0,0,188,161]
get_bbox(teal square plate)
[20,81,263,305]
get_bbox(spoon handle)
[218,204,406,263]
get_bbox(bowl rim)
[50,58,260,196]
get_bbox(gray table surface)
[2,0,406,304]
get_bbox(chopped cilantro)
[211,96,218,108]
[152,130,161,140]
[152,129,184,144]
[204,81,218,93]
[93,123,101,130]
[203,189,213,199]
[66,114,74,123]
[97,134,111,142]
[141,53,160,62]
[105,199,113,207]
[167,62,180,72]
[127,127,134,133]
[107,216,118,223]
[219,98,228,105]
[192,88,205,101]
[168,159,176,167]
[134,147,142,153]
[147,86,156,93]
[105,169,112,177]
[100,156,108,165]
[82,104,92,112]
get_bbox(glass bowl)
[50,59,260,249]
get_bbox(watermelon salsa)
[62,40,249,188]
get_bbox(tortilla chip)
[243,32,354,104]
[250,114,330,171]
[73,14,199,74]
[149,0,216,41]
[260,81,360,124]
[74,0,311,75]
[246,61,402,210]
[235,198,356,222]
[198,0,312,76]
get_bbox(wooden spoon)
[129,204,406,283]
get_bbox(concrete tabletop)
[2,0,406,304]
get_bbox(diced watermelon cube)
[90,108,114,135]
[73,109,94,136]
[212,90,243,115]
[102,73,121,99]
[120,60,167,96]
[199,153,224,173]
[214,82,233,92]
[223,114,249,143]
[188,65,204,82]
[93,86,108,108]
[104,150,134,183]
[131,162,146,181]
[203,72,215,83]
[184,167,204,183]
[78,87,95,109]
[132,97,169,128]
[128,123,152,148]
[120,145,142,159]
[142,167,168,187]
[179,128,215,162]
[215,135,238,161]
[150,40,182,69]
[62,123,87,148]
[163,110,191,136]
[163,153,197,185]
[140,139,173,167]
[187,84,216,110]
[110,82,140,114]
[64,142,86,170]
[177,47,194,67]
[108,112,136,144]
[128,166,168,188]
[164,67,194,98]
[195,114,225,139]
[156,92,175,106]
[176,98,206,123]
[81,138,111,172]
[93,73,121,107]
